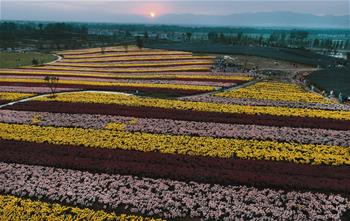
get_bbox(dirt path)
[44,54,62,65]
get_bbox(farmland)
[0,46,349,220]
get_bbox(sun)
[149,12,156,18]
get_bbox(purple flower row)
[2,75,233,87]
[180,94,350,111]
[0,86,82,94]
[1,110,349,146]
[1,162,348,221]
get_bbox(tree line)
[206,30,350,52]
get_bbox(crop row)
[57,59,212,66]
[0,195,162,221]
[35,92,350,120]
[7,101,350,130]
[4,75,234,87]
[0,82,205,96]
[0,68,216,79]
[60,47,184,55]
[1,110,349,146]
[23,65,212,73]
[0,123,348,165]
[181,94,350,111]
[216,81,335,104]
[0,92,34,102]
[1,162,349,220]
[0,86,82,94]
[62,51,192,59]
[0,78,215,91]
[0,69,250,80]
[1,139,350,193]
[0,70,252,82]
[51,60,214,68]
[61,55,215,63]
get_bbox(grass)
[0,52,57,68]
[307,66,350,98]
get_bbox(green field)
[307,66,350,98]
[146,42,343,67]
[0,52,57,68]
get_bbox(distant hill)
[148,12,349,28]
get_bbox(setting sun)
[149,12,156,18]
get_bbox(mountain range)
[143,12,349,28]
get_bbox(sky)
[1,0,349,23]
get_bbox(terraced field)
[0,46,349,220]
[0,47,253,98]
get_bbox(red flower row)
[7,101,350,130]
[1,139,349,193]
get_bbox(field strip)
[0,90,133,109]
[5,101,350,130]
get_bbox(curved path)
[45,53,63,65]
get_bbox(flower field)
[0,47,251,96]
[0,92,35,105]
[216,81,336,104]
[0,46,349,220]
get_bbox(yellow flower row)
[0,92,35,101]
[0,195,164,221]
[239,81,305,92]
[216,81,335,104]
[36,92,350,120]
[52,60,214,68]
[0,70,252,81]
[0,123,348,165]
[62,55,215,63]
[0,78,215,91]
[63,51,192,59]
[23,66,212,73]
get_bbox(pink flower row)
[1,110,349,146]
[180,94,350,111]
[1,75,233,87]
[0,86,82,94]
[0,162,348,221]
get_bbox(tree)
[38,23,43,31]
[123,43,129,53]
[219,33,226,43]
[44,75,59,98]
[125,30,132,38]
[258,35,263,46]
[313,39,320,48]
[101,46,106,54]
[237,32,243,42]
[136,36,144,50]
[186,32,192,41]
[208,32,218,42]
[32,58,39,66]
[344,39,350,50]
